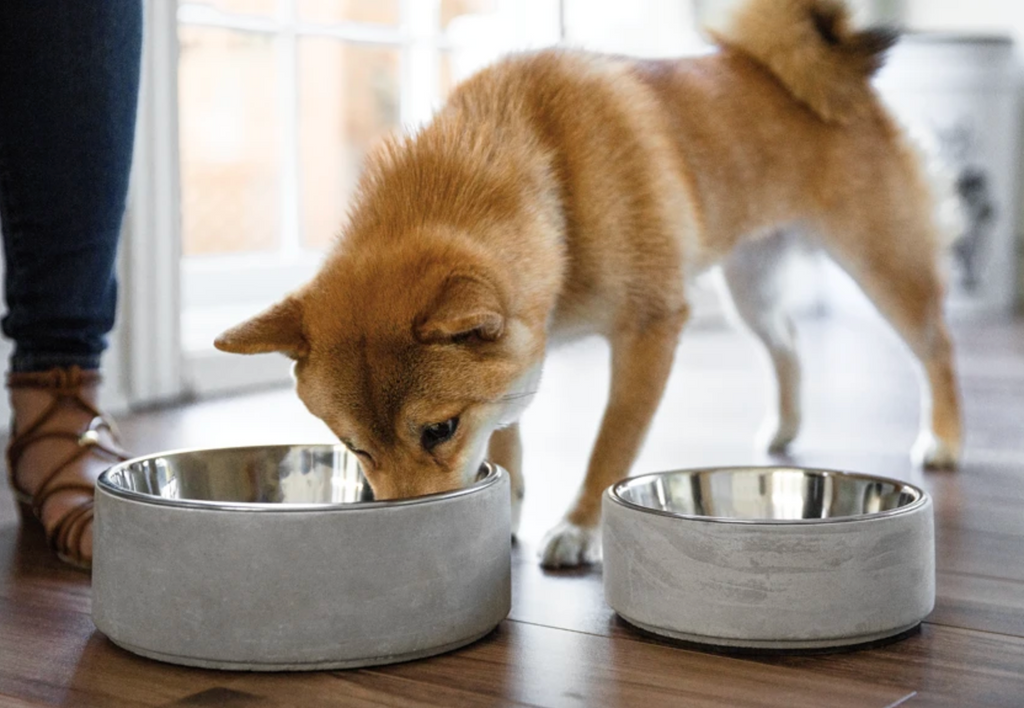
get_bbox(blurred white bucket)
[875,34,1021,319]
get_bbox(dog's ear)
[214,295,309,359]
[415,274,505,344]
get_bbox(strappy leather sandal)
[6,366,130,571]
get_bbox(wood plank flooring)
[1,313,1023,707]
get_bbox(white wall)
[564,0,708,56]
[903,1,1024,307]
[906,1,1024,40]
[446,0,561,84]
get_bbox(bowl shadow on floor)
[609,614,925,659]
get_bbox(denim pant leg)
[0,2,143,373]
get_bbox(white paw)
[538,521,601,568]
[914,432,960,470]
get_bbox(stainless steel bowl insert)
[92,445,511,671]
[602,467,934,650]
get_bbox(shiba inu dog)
[216,0,962,567]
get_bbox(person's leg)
[0,1,142,365]
[0,1,142,569]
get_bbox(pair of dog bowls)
[92,445,934,669]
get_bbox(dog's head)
[215,232,542,500]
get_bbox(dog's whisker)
[495,391,538,403]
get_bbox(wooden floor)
[2,312,1023,707]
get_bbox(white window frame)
[120,0,184,407]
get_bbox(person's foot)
[6,367,129,570]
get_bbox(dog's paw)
[759,415,799,455]
[538,521,601,568]
[913,432,960,470]
[766,427,797,455]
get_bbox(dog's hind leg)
[720,232,802,453]
[539,307,689,568]
[817,214,962,469]
[488,423,525,538]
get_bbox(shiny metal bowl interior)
[99,444,496,510]
[611,467,924,524]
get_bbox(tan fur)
[706,0,898,123]
[217,0,961,566]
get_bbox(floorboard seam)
[353,666,546,708]
[881,691,918,708]
[937,568,1024,584]
[921,620,1024,642]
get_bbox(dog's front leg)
[539,310,688,568]
[488,423,525,537]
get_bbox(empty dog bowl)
[602,466,934,650]
[92,445,511,670]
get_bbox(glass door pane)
[183,0,278,15]
[441,0,496,29]
[178,26,282,256]
[298,40,401,248]
[297,0,400,25]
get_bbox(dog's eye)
[421,417,459,451]
[340,438,372,461]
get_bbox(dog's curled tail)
[707,0,898,124]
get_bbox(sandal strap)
[7,365,102,391]
[55,502,94,561]
[30,446,105,514]
[6,367,128,491]
[6,366,105,462]
[8,416,130,501]
[5,366,131,567]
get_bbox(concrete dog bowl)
[602,466,934,650]
[92,445,511,670]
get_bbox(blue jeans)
[0,2,143,373]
